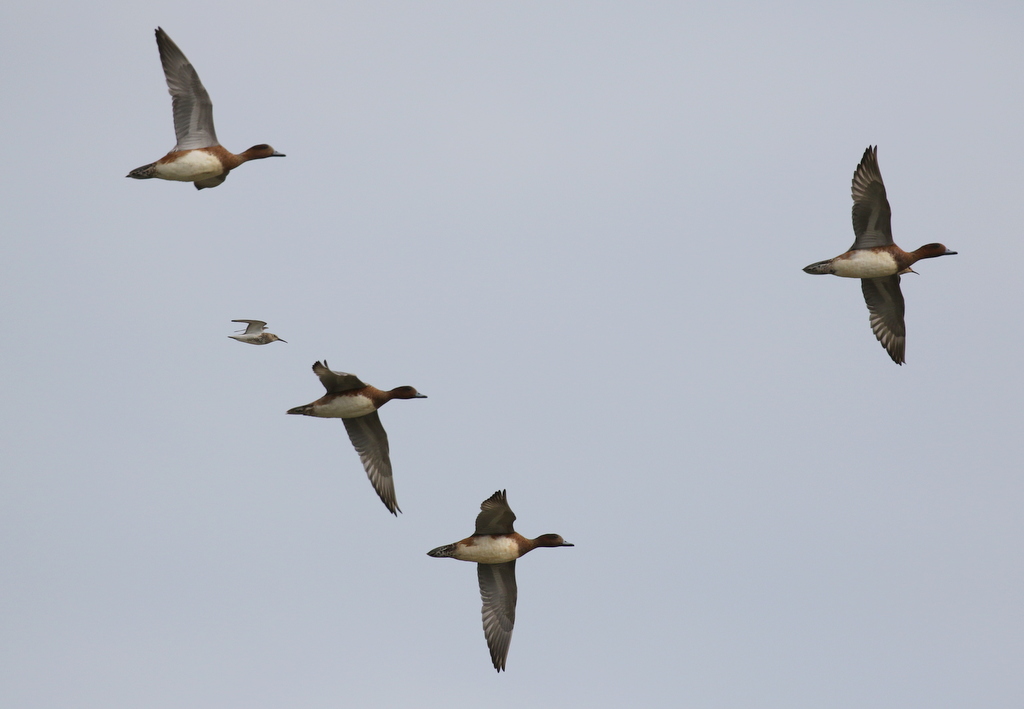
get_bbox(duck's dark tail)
[427,544,457,558]
[126,162,157,179]
[802,260,835,275]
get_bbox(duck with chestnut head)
[428,490,573,671]
[803,146,957,364]
[287,361,425,515]
[127,28,284,190]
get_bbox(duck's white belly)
[154,151,224,181]
[316,394,377,419]
[456,536,521,564]
[832,250,898,278]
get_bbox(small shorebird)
[803,146,957,364]
[427,490,573,671]
[287,361,426,515]
[227,320,285,345]
[127,27,284,190]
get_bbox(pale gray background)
[2,2,1022,707]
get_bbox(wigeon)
[227,320,286,345]
[286,361,425,515]
[127,28,284,190]
[803,146,957,364]
[427,490,573,671]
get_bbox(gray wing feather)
[343,412,400,515]
[478,561,517,671]
[155,28,219,150]
[861,276,906,364]
[850,146,893,250]
[312,361,367,393]
[475,490,516,535]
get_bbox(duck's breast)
[832,249,898,278]
[314,393,377,418]
[455,536,521,564]
[154,150,224,181]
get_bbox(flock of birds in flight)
[129,26,957,671]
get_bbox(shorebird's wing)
[312,361,366,393]
[861,275,906,365]
[343,412,400,515]
[477,561,517,671]
[155,27,219,150]
[231,319,267,335]
[850,146,894,250]
[475,490,516,535]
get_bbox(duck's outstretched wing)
[861,275,906,365]
[343,412,400,515]
[850,146,893,250]
[155,27,219,150]
[478,561,517,672]
[475,490,516,535]
[312,361,367,393]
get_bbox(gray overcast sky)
[2,2,1023,707]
